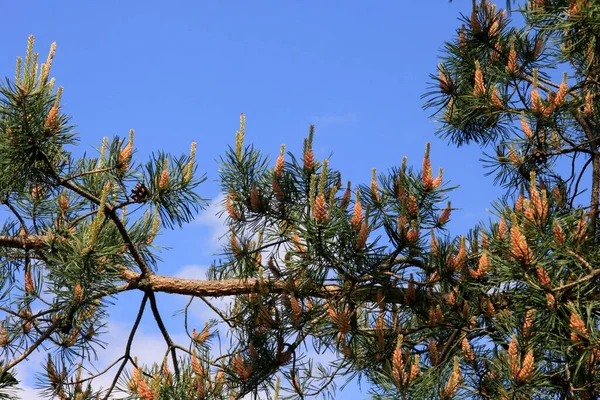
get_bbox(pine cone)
[130,183,150,203]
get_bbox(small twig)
[147,291,180,377]
[102,293,148,400]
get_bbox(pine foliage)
[0,1,600,399]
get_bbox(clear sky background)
[1,1,507,398]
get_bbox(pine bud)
[498,217,507,240]
[584,91,594,115]
[303,149,314,171]
[462,337,475,362]
[443,356,461,398]
[521,114,534,139]
[570,311,589,341]
[473,61,485,96]
[536,267,551,287]
[356,222,369,249]
[193,323,210,345]
[517,349,534,383]
[351,190,362,229]
[158,160,169,190]
[508,335,520,379]
[506,41,518,74]
[439,202,452,225]
[313,193,327,224]
[25,268,34,295]
[438,65,453,94]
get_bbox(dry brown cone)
[313,193,327,224]
[473,62,485,96]
[507,41,518,74]
[158,161,169,190]
[443,356,462,399]
[517,349,534,383]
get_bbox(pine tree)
[0,1,599,399]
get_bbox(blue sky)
[2,1,507,398]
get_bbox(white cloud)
[195,195,228,252]
[174,264,234,329]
